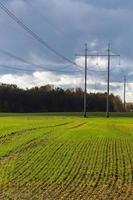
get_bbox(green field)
[0,113,133,200]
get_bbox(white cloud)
[0,71,84,88]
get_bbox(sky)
[0,0,133,102]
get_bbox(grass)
[0,113,133,199]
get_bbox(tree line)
[0,84,125,112]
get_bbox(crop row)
[0,121,133,199]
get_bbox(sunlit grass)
[0,113,133,199]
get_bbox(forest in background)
[0,84,127,112]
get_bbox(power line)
[0,64,34,72]
[0,48,82,73]
[0,48,109,74]
[0,2,78,67]
[0,0,113,74]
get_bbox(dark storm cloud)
[1,0,133,63]
[0,0,132,101]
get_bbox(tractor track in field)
[0,130,52,161]
[70,122,87,129]
[0,121,73,141]
[1,123,76,186]
[1,137,133,200]
[0,117,133,200]
[1,121,87,197]
[0,121,77,191]
[0,121,74,159]
[0,130,53,195]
